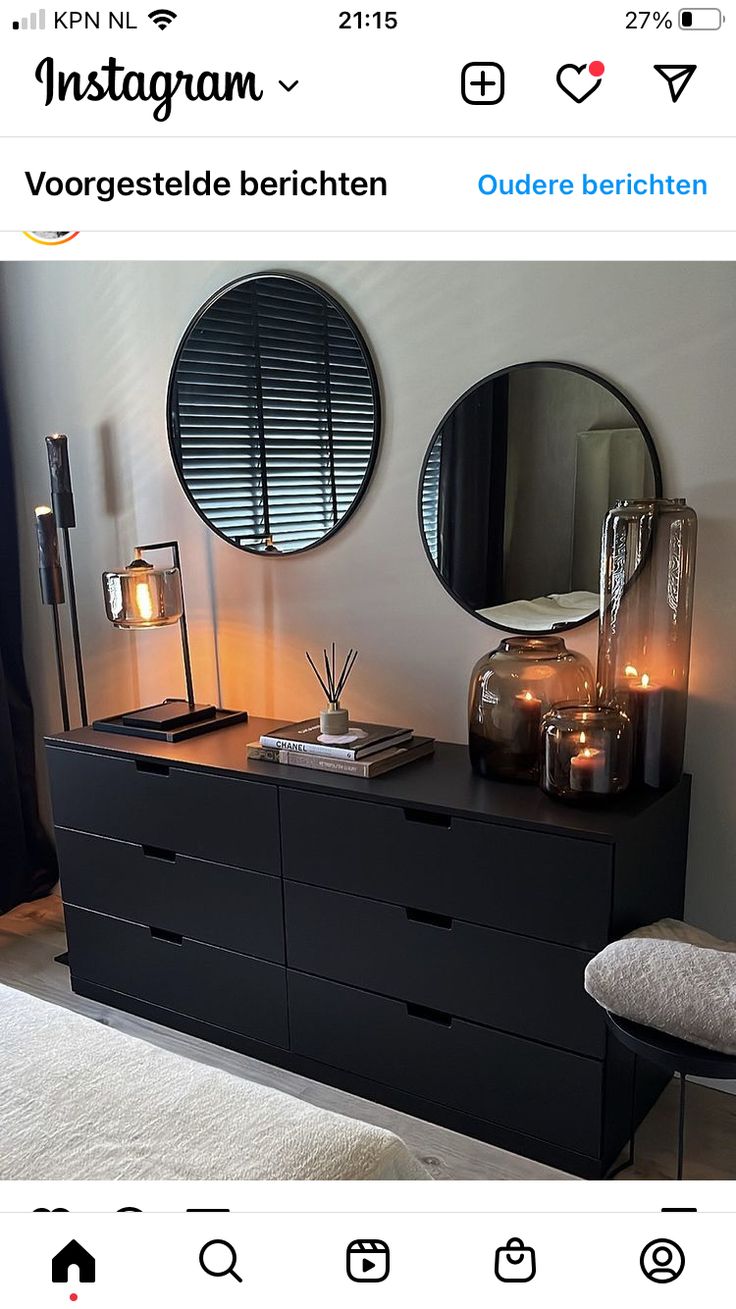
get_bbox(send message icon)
[346,1239,390,1283]
[495,1237,536,1283]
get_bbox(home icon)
[51,1240,96,1283]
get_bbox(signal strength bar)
[12,8,46,28]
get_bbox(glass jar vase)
[541,704,633,802]
[468,635,595,783]
[597,499,697,790]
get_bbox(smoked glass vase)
[468,635,595,783]
[597,498,697,790]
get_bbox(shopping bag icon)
[495,1236,536,1282]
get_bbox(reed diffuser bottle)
[306,643,359,737]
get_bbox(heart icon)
[556,61,605,103]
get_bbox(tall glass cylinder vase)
[597,498,697,790]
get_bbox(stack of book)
[247,720,435,778]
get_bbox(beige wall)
[2,261,734,934]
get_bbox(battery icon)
[679,8,723,26]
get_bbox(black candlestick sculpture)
[34,506,70,731]
[45,433,88,725]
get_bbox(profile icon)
[640,1239,685,1283]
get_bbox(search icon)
[199,1239,243,1283]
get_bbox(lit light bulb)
[135,579,155,623]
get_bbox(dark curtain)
[0,377,57,913]
[437,375,509,610]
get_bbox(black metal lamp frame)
[93,539,248,742]
[138,540,197,710]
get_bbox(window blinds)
[421,434,443,565]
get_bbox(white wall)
[2,261,735,935]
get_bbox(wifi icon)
[148,8,177,29]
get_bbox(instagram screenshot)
[0,0,734,1302]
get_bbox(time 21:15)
[338,11,398,28]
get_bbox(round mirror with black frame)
[418,361,662,634]
[167,272,381,556]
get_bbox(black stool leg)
[676,1074,687,1180]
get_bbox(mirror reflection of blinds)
[173,278,376,552]
[422,435,442,564]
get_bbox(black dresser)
[45,719,690,1178]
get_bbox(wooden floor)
[2,893,735,1181]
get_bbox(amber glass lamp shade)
[597,499,697,790]
[102,559,183,630]
[468,635,595,783]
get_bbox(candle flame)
[580,731,586,745]
[624,665,638,678]
[641,673,650,688]
[522,691,534,701]
[134,580,155,623]
[582,748,594,759]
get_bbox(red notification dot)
[589,61,605,77]
[69,1296,78,1303]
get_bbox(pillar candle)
[620,672,686,790]
[569,738,607,793]
[510,690,543,763]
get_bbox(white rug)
[0,983,429,1181]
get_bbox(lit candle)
[622,671,672,789]
[569,731,607,793]
[510,689,543,771]
[515,689,542,714]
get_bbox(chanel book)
[248,736,435,778]
[259,719,414,761]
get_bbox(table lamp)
[94,539,248,741]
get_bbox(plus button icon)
[461,61,506,106]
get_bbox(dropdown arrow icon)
[279,79,299,92]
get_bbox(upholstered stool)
[585,918,736,1179]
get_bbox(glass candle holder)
[541,705,633,802]
[597,498,697,790]
[468,636,595,783]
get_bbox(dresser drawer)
[57,828,284,963]
[47,747,279,873]
[281,790,612,950]
[285,881,603,1057]
[290,972,603,1155]
[65,906,288,1048]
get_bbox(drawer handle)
[142,845,176,863]
[405,906,453,930]
[406,1002,453,1028]
[135,760,170,776]
[149,926,183,946]
[403,807,452,830]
